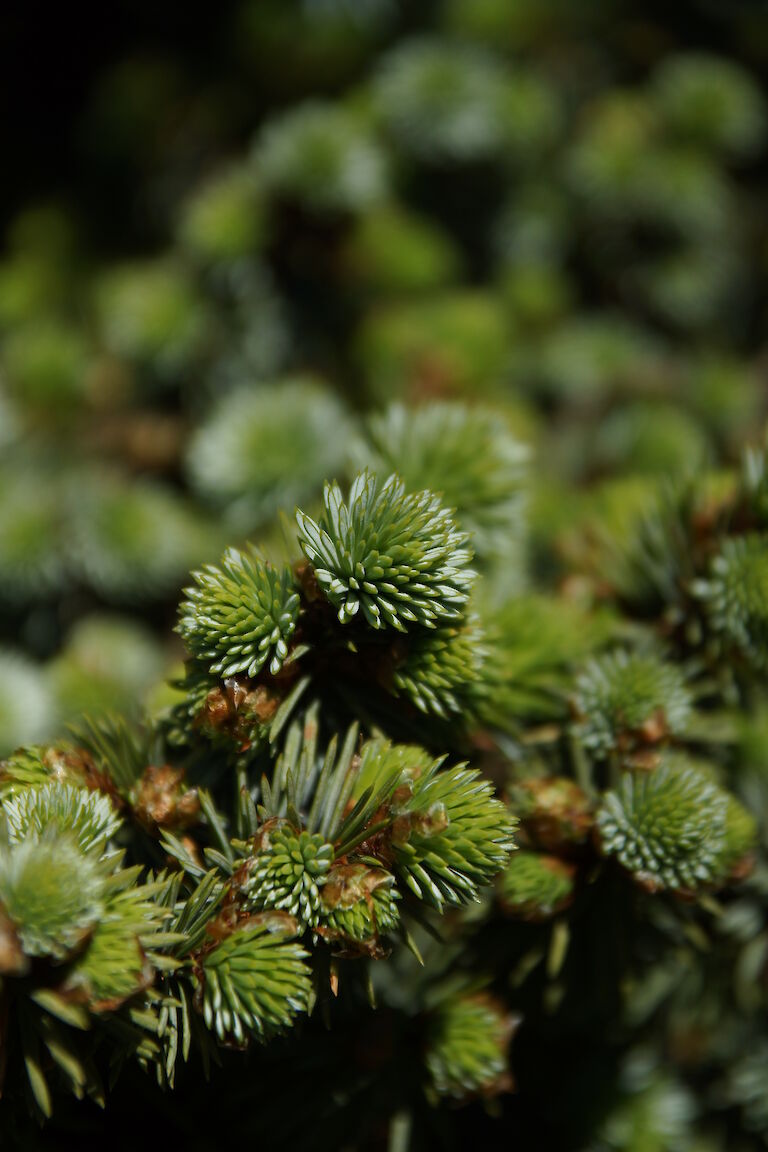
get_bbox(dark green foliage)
[424,993,514,1101]
[497,850,575,919]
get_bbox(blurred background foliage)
[2,0,768,1146]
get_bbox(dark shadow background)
[5,0,768,250]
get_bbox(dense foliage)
[2,2,768,1149]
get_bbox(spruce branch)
[66,871,170,1006]
[389,616,486,719]
[356,401,528,563]
[572,649,693,760]
[3,780,121,855]
[497,850,576,920]
[178,547,300,678]
[241,821,334,928]
[425,992,516,1101]
[0,831,107,962]
[387,760,516,909]
[317,863,400,951]
[694,534,768,670]
[296,471,475,630]
[596,756,731,892]
[479,592,611,729]
[198,918,312,1045]
[187,378,353,530]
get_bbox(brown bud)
[511,777,592,856]
[204,905,242,943]
[246,910,300,937]
[196,676,284,750]
[636,708,670,746]
[295,562,323,603]
[133,764,200,833]
[198,686,232,729]
[0,907,28,977]
[321,863,392,912]
[43,744,126,811]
